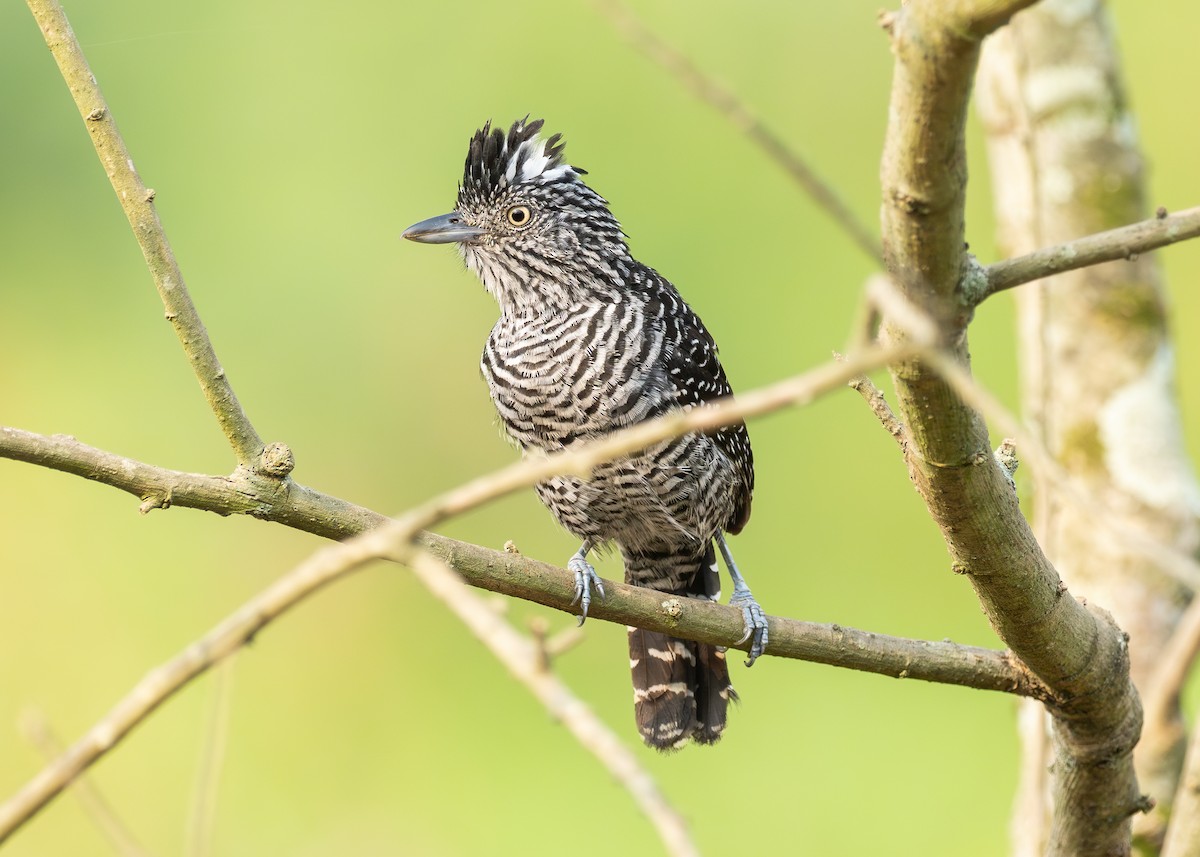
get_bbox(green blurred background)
[2,1,1198,854]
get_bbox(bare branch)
[0,455,1046,844]
[879,1,1141,853]
[0,528,385,843]
[1163,714,1200,857]
[1143,595,1200,752]
[0,341,1044,702]
[0,340,1061,841]
[592,0,882,263]
[845,371,907,449]
[977,205,1200,301]
[26,0,263,466]
[405,550,699,857]
[19,709,156,857]
[185,660,234,857]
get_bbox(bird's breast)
[481,303,669,450]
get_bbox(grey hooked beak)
[402,211,484,244]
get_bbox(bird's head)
[403,118,630,312]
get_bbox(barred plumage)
[404,118,767,750]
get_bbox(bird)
[403,118,767,750]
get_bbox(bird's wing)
[641,267,755,533]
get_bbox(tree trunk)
[977,3,1200,853]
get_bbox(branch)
[19,710,155,857]
[26,0,263,467]
[592,0,882,263]
[1163,712,1200,857]
[0,343,1059,841]
[976,205,1200,301]
[879,2,1142,854]
[185,660,233,857]
[1143,595,1200,756]
[404,551,699,857]
[0,454,1046,842]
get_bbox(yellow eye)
[506,205,532,227]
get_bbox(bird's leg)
[717,532,768,666]
[567,540,605,626]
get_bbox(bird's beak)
[402,211,485,244]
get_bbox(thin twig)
[978,205,1200,301]
[1144,595,1200,740]
[1162,711,1200,857]
[864,275,1200,594]
[26,0,263,466]
[19,709,156,857]
[847,372,907,449]
[406,551,699,857]
[186,659,234,857]
[923,348,1200,591]
[592,0,882,263]
[0,533,386,844]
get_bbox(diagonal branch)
[592,0,882,263]
[19,710,155,857]
[26,0,263,467]
[405,551,699,857]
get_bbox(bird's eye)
[506,205,532,227]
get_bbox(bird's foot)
[730,588,768,667]
[716,532,768,666]
[568,551,605,626]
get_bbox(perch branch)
[26,0,263,466]
[0,484,1049,844]
[0,464,1048,842]
[0,340,1058,841]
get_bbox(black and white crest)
[459,118,580,206]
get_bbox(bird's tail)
[624,543,737,750]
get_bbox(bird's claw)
[730,592,768,666]
[568,556,605,625]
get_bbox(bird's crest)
[460,118,579,201]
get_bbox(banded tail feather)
[625,544,736,749]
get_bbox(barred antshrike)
[404,118,767,749]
